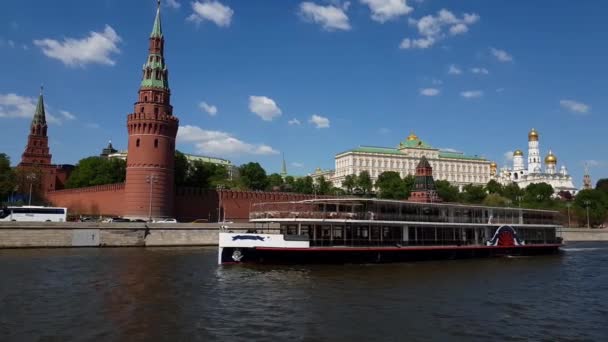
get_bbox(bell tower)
[124,0,179,219]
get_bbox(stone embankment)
[0,223,605,248]
[0,222,277,248]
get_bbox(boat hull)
[220,244,562,264]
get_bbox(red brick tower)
[124,1,179,219]
[408,156,442,203]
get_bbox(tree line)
[1,151,607,227]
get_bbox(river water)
[1,243,607,341]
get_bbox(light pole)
[216,185,225,223]
[516,195,523,208]
[566,202,571,228]
[26,173,36,206]
[584,200,591,228]
[146,174,157,222]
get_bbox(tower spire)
[151,0,163,38]
[32,86,47,127]
[281,153,287,178]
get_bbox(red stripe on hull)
[254,244,563,252]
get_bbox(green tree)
[342,174,356,194]
[187,160,229,189]
[316,176,332,195]
[174,150,189,187]
[375,171,407,199]
[66,157,126,188]
[294,176,314,194]
[238,162,268,191]
[461,184,487,204]
[596,178,608,195]
[523,182,554,208]
[483,193,510,207]
[435,180,460,202]
[485,179,503,195]
[0,153,16,202]
[502,183,524,204]
[356,171,373,195]
[574,189,608,227]
[267,173,284,191]
[283,176,296,192]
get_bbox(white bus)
[0,206,68,222]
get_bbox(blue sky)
[0,0,606,187]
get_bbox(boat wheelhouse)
[218,198,562,264]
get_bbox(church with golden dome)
[492,128,577,195]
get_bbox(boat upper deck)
[250,198,561,226]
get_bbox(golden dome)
[545,150,557,164]
[406,132,419,141]
[528,128,539,141]
[513,149,524,157]
[490,161,497,168]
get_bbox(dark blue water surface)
[1,243,607,341]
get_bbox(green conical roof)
[32,88,46,126]
[150,1,163,38]
[281,153,287,176]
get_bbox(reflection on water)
[1,243,607,341]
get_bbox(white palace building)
[315,132,492,189]
[493,128,577,195]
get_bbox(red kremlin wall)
[47,186,322,222]
[47,183,126,217]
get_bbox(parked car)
[154,218,177,223]
[108,217,131,223]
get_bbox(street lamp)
[216,185,225,223]
[566,202,571,228]
[26,173,36,206]
[146,174,157,222]
[583,200,591,228]
[516,195,523,208]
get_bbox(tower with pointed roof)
[20,87,52,167]
[583,164,592,190]
[408,156,441,203]
[280,153,288,179]
[124,1,179,219]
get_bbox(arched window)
[154,139,158,148]
[140,107,144,113]
[154,107,159,115]
[144,96,148,102]
[136,139,140,147]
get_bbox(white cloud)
[0,92,71,125]
[187,1,234,27]
[560,99,590,114]
[199,101,218,116]
[402,9,479,50]
[166,0,181,9]
[177,125,279,156]
[291,162,304,168]
[471,67,489,75]
[33,25,121,67]
[399,36,435,49]
[249,96,282,121]
[504,151,514,162]
[419,88,440,96]
[360,0,413,23]
[299,2,351,31]
[309,114,330,128]
[288,118,301,125]
[491,47,513,62]
[440,148,462,153]
[448,64,462,75]
[8,40,15,48]
[60,110,76,120]
[449,23,468,35]
[460,90,483,99]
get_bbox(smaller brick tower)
[408,156,441,203]
[18,87,58,194]
[124,1,179,219]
